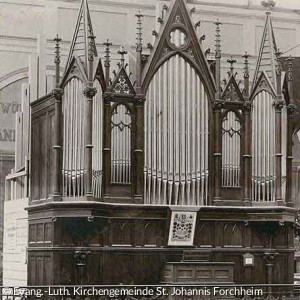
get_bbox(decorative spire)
[243,51,250,79]
[243,51,250,98]
[286,55,294,101]
[286,55,294,82]
[54,34,62,88]
[118,46,127,68]
[103,39,112,86]
[136,11,143,52]
[214,19,222,58]
[214,19,222,97]
[252,11,277,91]
[227,56,236,75]
[65,0,98,73]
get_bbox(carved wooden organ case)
[30,0,294,209]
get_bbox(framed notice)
[168,211,197,246]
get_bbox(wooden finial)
[136,11,143,52]
[54,34,62,88]
[118,46,127,67]
[214,19,222,58]
[286,55,294,82]
[242,51,250,79]
[227,56,237,75]
[103,39,112,86]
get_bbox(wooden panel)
[44,223,52,242]
[44,256,52,285]
[273,255,287,284]
[36,224,44,242]
[223,222,243,247]
[194,222,214,247]
[103,254,132,284]
[31,119,40,200]
[252,255,266,283]
[251,225,265,248]
[163,262,234,283]
[28,256,36,285]
[274,226,289,248]
[29,224,36,243]
[30,97,54,202]
[40,113,47,199]
[144,220,164,247]
[28,253,53,285]
[111,221,132,246]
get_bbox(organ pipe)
[111,104,132,184]
[92,80,103,198]
[252,91,276,202]
[222,111,241,188]
[144,55,209,205]
[62,78,86,197]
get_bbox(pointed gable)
[222,75,244,102]
[252,12,278,91]
[111,67,135,97]
[251,71,277,100]
[141,0,215,98]
[65,0,97,73]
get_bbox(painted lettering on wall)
[0,101,21,114]
[0,129,15,142]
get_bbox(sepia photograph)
[1,0,300,298]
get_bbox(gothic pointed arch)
[250,71,276,101]
[60,56,88,87]
[141,0,215,99]
[252,12,278,91]
[221,75,244,103]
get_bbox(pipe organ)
[144,55,209,206]
[26,0,297,286]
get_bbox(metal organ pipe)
[222,111,241,188]
[282,106,287,201]
[252,91,276,202]
[92,80,103,198]
[111,104,131,184]
[144,55,209,205]
[62,78,86,197]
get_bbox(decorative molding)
[212,101,224,111]
[74,251,90,266]
[221,75,244,103]
[83,87,97,98]
[273,100,284,110]
[111,67,135,96]
[52,88,63,99]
